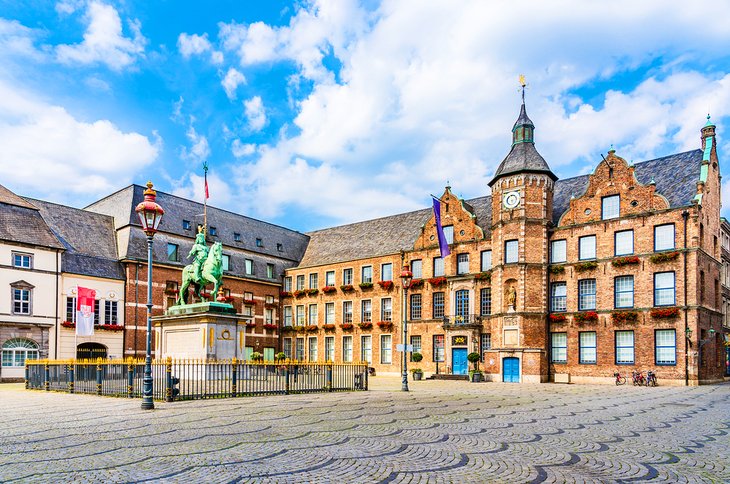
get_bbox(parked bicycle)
[632,370,645,386]
[614,371,627,385]
[645,370,658,387]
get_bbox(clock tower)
[486,85,557,383]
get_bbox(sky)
[1,0,729,232]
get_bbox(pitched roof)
[0,187,64,250]
[27,198,125,280]
[86,184,310,263]
[298,150,704,267]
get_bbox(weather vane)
[519,74,527,102]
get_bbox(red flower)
[340,323,354,330]
[650,307,680,319]
[322,286,337,294]
[574,311,598,323]
[549,314,566,323]
[428,276,447,286]
[377,280,394,290]
[376,321,393,329]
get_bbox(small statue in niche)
[506,285,517,311]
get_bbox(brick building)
[281,101,727,385]
[86,185,309,360]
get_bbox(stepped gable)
[0,185,63,250]
[551,149,702,223]
[27,198,124,280]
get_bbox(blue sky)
[1,0,729,232]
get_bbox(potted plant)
[276,352,287,361]
[250,351,263,362]
[467,352,482,382]
[411,352,423,381]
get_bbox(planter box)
[412,372,423,381]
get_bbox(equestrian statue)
[177,227,224,305]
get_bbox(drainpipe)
[122,262,128,360]
[54,249,60,359]
[682,210,689,386]
[546,226,551,384]
[135,262,140,358]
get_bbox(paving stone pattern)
[1,378,729,483]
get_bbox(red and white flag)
[76,287,96,336]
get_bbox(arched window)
[1,338,39,367]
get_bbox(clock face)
[503,191,520,209]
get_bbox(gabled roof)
[0,186,64,251]
[27,198,125,280]
[298,150,704,268]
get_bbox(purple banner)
[432,198,451,258]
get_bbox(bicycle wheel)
[618,376,626,385]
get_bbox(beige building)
[0,186,63,381]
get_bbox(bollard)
[127,359,134,398]
[44,361,50,392]
[285,364,290,395]
[326,364,333,392]
[165,357,173,403]
[364,364,368,391]
[96,358,103,395]
[231,357,238,398]
[24,362,29,390]
[68,361,75,394]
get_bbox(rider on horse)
[189,227,209,282]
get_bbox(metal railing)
[26,358,369,401]
[442,314,482,326]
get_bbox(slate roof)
[0,186,64,250]
[86,184,310,283]
[298,150,704,268]
[27,198,125,280]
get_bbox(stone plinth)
[153,302,250,360]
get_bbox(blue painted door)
[452,348,468,375]
[503,357,520,383]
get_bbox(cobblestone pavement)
[1,377,729,483]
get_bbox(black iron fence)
[26,359,369,401]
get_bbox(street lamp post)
[400,264,413,392]
[135,182,165,410]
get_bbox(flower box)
[358,322,373,330]
[323,324,336,331]
[264,303,278,309]
[200,292,212,299]
[242,299,256,305]
[293,290,306,298]
[611,311,639,324]
[246,321,257,328]
[306,289,319,296]
[549,313,566,323]
[574,261,598,272]
[377,321,393,330]
[474,272,491,282]
[650,307,680,319]
[429,276,447,287]
[612,256,640,267]
[340,284,354,292]
[340,323,354,330]
[280,291,293,298]
[222,295,235,303]
[322,286,337,294]
[574,311,598,323]
[650,251,680,264]
[281,326,297,333]
[409,278,424,289]
[359,282,373,289]
[305,325,319,332]
[549,265,565,274]
[98,324,123,332]
[263,323,278,330]
[61,321,75,328]
[378,280,394,290]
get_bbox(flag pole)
[203,161,208,234]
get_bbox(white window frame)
[550,240,566,263]
[380,334,392,364]
[602,195,620,220]
[480,250,492,271]
[579,235,596,260]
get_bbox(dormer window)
[602,195,620,220]
[182,220,191,230]
[234,233,241,242]
[256,238,263,247]
[209,226,217,236]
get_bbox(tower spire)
[519,74,526,104]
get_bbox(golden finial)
[519,74,526,87]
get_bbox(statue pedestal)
[153,302,250,360]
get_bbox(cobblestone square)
[1,378,729,483]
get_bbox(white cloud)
[211,0,730,227]
[244,96,267,131]
[0,18,45,62]
[231,139,256,157]
[180,125,210,164]
[178,32,211,57]
[171,172,233,207]
[56,1,146,71]
[55,0,84,15]
[0,79,159,203]
[221,68,246,100]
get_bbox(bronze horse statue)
[177,242,223,304]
